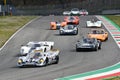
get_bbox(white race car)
[20,41,54,55]
[63,11,71,16]
[86,19,102,28]
[70,8,80,15]
[79,9,88,16]
[17,49,59,67]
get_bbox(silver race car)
[71,8,80,15]
[20,41,54,55]
[59,25,78,35]
[76,37,101,51]
[86,19,102,28]
[17,49,59,67]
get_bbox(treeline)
[0,0,86,6]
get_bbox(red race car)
[64,16,79,25]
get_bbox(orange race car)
[88,29,108,41]
[50,21,67,30]
[64,16,79,25]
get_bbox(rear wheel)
[51,46,53,50]
[106,37,108,41]
[54,56,59,64]
[98,43,101,49]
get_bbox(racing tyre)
[51,46,53,50]
[44,58,48,66]
[98,43,101,49]
[44,48,46,52]
[94,46,98,51]
[105,37,108,41]
[76,29,78,35]
[54,56,59,64]
[76,48,79,52]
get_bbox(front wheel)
[43,58,48,66]
[94,46,98,51]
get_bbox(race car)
[88,29,108,41]
[79,9,88,16]
[76,37,101,51]
[64,16,79,25]
[20,41,54,55]
[70,8,80,15]
[17,49,59,67]
[59,25,78,35]
[50,21,67,30]
[86,19,102,28]
[63,11,71,16]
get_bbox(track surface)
[0,16,120,80]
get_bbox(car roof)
[71,8,79,11]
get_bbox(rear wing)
[86,21,102,27]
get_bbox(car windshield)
[64,25,74,29]
[71,8,79,11]
[92,30,104,34]
[68,17,75,20]
[34,44,41,47]
[83,38,95,44]
[31,44,41,49]
[33,52,42,58]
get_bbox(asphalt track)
[0,16,120,80]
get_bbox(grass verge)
[0,16,36,47]
[105,15,120,26]
[102,76,120,80]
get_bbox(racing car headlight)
[39,58,44,63]
[18,59,22,63]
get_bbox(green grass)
[102,76,120,80]
[0,16,36,47]
[105,15,120,26]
